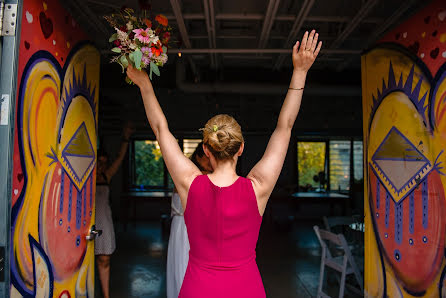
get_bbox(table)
[291,192,350,216]
[121,191,173,231]
[291,192,350,199]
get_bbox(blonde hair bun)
[202,114,244,160]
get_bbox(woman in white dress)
[167,142,212,298]
[95,124,134,298]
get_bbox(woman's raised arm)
[247,30,322,215]
[127,66,201,206]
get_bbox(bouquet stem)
[125,75,134,85]
[124,54,134,85]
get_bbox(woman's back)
[179,175,265,298]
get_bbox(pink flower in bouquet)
[133,28,153,44]
[141,55,151,66]
[141,47,153,57]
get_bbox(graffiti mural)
[10,0,99,297]
[362,1,446,297]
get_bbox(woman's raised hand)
[126,65,150,88]
[292,30,322,73]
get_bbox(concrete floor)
[100,219,363,298]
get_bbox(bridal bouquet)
[104,8,172,82]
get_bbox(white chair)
[323,216,357,233]
[313,225,363,298]
[323,216,364,258]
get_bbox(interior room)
[2,0,446,297]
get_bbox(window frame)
[129,134,203,191]
[296,137,363,194]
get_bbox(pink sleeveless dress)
[179,175,266,298]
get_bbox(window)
[329,141,351,191]
[297,139,363,193]
[133,140,166,188]
[298,142,326,190]
[353,141,363,181]
[183,139,202,157]
[131,137,203,190]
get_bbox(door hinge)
[0,3,17,36]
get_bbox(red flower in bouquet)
[151,46,162,57]
[162,32,171,44]
[155,14,168,27]
[144,19,152,28]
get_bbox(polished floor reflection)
[99,219,362,297]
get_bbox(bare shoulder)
[247,173,266,200]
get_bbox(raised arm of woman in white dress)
[104,123,134,181]
[126,66,201,208]
[247,30,322,216]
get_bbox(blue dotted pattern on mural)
[422,179,428,229]
[376,179,380,209]
[394,249,401,262]
[409,191,415,234]
[76,190,82,230]
[89,175,93,208]
[385,191,390,228]
[83,184,87,220]
[60,171,64,213]
[68,182,72,222]
[395,202,403,244]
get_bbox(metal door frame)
[0,0,21,296]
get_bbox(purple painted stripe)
[83,184,87,220]
[422,179,428,229]
[409,191,414,234]
[68,182,72,222]
[76,190,82,230]
[395,202,403,244]
[385,191,390,228]
[90,175,93,208]
[376,179,380,209]
[59,171,64,213]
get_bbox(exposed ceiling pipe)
[274,0,316,70]
[169,0,192,48]
[336,0,418,71]
[170,48,360,54]
[169,0,199,79]
[79,3,382,24]
[65,0,109,38]
[209,0,218,67]
[202,0,215,67]
[328,0,380,50]
[175,60,360,96]
[162,13,382,24]
[258,0,281,48]
[202,0,218,67]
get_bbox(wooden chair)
[313,225,363,298]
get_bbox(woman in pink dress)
[127,30,321,297]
